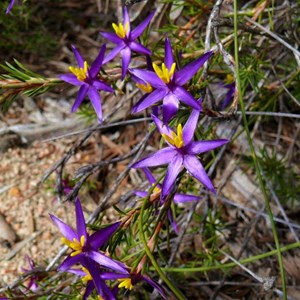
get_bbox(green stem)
[233,1,287,298]
[138,192,186,300]
[162,241,300,273]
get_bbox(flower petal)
[142,168,156,185]
[71,45,84,68]
[221,82,235,109]
[121,47,131,80]
[162,93,179,123]
[49,214,77,241]
[132,147,176,169]
[89,222,121,250]
[103,43,125,64]
[142,275,166,299]
[83,281,96,300]
[161,154,183,198]
[87,87,103,122]
[182,109,200,145]
[134,190,148,198]
[92,79,114,92]
[88,251,128,273]
[83,259,116,300]
[75,198,88,241]
[164,36,174,70]
[89,44,106,78]
[72,84,89,112]
[6,0,16,13]
[131,10,155,39]
[167,209,179,234]
[59,74,82,86]
[132,88,167,113]
[186,139,229,155]
[173,86,201,110]
[100,272,129,280]
[100,32,122,44]
[174,51,213,85]
[174,193,201,204]
[183,155,215,193]
[129,41,152,55]
[58,253,85,271]
[129,68,164,88]
[151,114,173,136]
[123,6,131,34]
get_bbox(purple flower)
[59,44,114,123]
[132,110,229,197]
[49,199,128,276]
[101,7,154,79]
[21,256,39,292]
[5,0,20,13]
[130,37,213,123]
[220,82,235,109]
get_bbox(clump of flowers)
[50,199,129,299]
[1,3,233,300]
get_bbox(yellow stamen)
[112,22,129,39]
[136,82,153,93]
[150,184,161,202]
[69,61,88,81]
[225,73,234,84]
[98,296,104,300]
[61,235,85,256]
[152,62,176,84]
[153,186,161,194]
[81,267,92,283]
[161,124,184,148]
[118,278,133,290]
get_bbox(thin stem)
[233,1,287,298]
[138,190,186,300]
[162,241,300,273]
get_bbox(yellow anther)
[112,22,129,38]
[118,278,133,290]
[152,62,176,84]
[61,235,85,256]
[69,61,89,81]
[136,82,153,93]
[162,124,184,148]
[225,74,234,84]
[81,267,92,283]
[153,186,161,194]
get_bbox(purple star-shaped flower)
[101,7,154,79]
[130,37,213,123]
[132,110,229,197]
[59,44,114,123]
[5,0,20,13]
[49,199,128,279]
